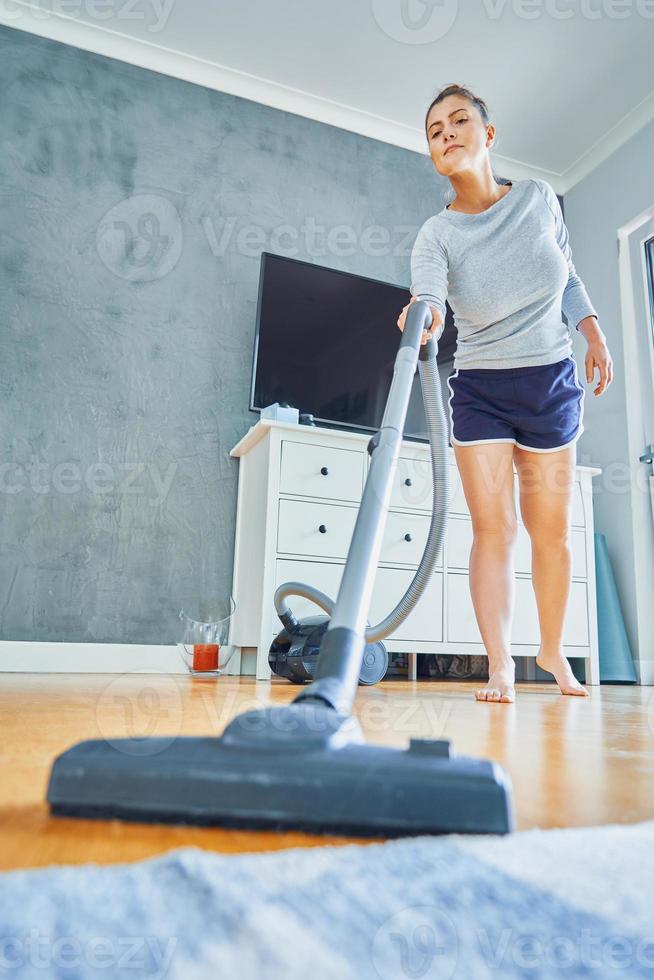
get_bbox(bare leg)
[453,442,517,703]
[513,442,589,696]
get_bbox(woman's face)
[425,97,492,177]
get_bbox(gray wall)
[0,25,447,643]
[563,117,654,678]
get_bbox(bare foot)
[536,648,590,696]
[475,658,515,703]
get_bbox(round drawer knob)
[320,466,329,476]
[404,533,412,542]
[319,524,327,534]
[404,478,412,487]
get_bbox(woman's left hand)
[585,336,613,396]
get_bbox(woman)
[398,84,613,703]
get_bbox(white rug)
[1,820,653,979]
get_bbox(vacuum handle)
[293,301,434,715]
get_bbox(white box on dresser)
[228,419,602,683]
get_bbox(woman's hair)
[424,84,510,203]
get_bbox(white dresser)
[228,419,602,683]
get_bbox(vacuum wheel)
[358,642,388,685]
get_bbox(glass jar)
[178,597,236,676]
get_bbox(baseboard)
[3,642,648,684]
[0,641,189,674]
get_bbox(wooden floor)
[1,673,652,871]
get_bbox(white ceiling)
[3,0,654,193]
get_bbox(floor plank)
[1,674,652,870]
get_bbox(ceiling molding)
[2,4,652,198]
[557,88,654,195]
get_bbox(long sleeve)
[410,218,448,332]
[535,179,598,332]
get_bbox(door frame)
[617,204,654,685]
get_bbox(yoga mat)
[594,532,637,683]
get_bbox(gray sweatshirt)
[410,177,597,370]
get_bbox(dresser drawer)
[447,573,589,646]
[277,498,357,559]
[274,559,344,624]
[389,455,433,510]
[387,456,464,517]
[280,440,364,502]
[274,559,443,643]
[370,568,443,642]
[379,512,442,567]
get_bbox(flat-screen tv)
[249,252,455,441]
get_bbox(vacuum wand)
[293,301,436,716]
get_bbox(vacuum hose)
[273,304,449,644]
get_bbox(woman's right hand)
[397,296,444,345]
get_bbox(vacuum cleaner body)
[47,302,516,837]
[48,702,513,836]
[269,615,388,686]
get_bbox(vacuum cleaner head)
[47,702,514,836]
[269,615,388,686]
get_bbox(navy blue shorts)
[447,355,585,453]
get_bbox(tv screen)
[249,253,455,441]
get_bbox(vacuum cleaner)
[269,617,389,686]
[47,302,515,837]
